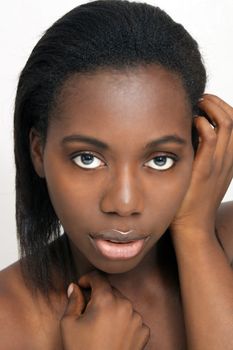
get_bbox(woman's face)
[32,65,194,274]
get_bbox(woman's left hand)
[170,94,233,240]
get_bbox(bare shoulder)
[0,261,43,349]
[0,261,64,350]
[216,201,233,265]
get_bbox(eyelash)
[70,151,178,171]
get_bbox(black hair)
[14,0,206,300]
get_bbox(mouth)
[90,229,150,242]
[89,229,150,260]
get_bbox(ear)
[29,128,45,178]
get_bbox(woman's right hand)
[60,270,150,350]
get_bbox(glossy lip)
[89,229,151,243]
[89,235,150,260]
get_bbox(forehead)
[49,65,192,143]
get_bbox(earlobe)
[29,128,45,178]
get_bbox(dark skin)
[33,65,194,281]
[0,64,233,349]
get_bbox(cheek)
[44,166,100,232]
[148,167,193,229]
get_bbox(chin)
[92,258,142,275]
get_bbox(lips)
[89,229,150,243]
[89,229,150,260]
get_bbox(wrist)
[171,226,217,250]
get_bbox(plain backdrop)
[0,0,233,270]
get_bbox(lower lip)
[90,237,149,260]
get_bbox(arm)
[216,201,233,265]
[170,95,233,350]
[173,229,233,350]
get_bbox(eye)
[145,155,176,171]
[72,152,104,169]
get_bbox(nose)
[100,166,144,216]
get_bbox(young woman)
[0,0,233,349]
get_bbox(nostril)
[99,187,144,216]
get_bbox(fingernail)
[67,283,74,298]
[198,97,204,102]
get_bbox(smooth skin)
[0,65,233,349]
[61,272,150,350]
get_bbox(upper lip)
[90,229,150,242]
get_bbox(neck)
[67,235,175,297]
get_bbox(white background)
[0,0,233,270]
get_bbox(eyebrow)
[61,134,187,150]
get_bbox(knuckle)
[206,131,217,146]
[222,118,233,130]
[211,95,226,108]
[133,311,143,325]
[118,299,133,314]
[95,291,114,308]
[123,299,134,310]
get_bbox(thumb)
[62,283,86,319]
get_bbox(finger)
[198,97,233,135]
[62,283,86,319]
[203,94,233,118]
[202,96,233,175]
[198,98,233,163]
[192,116,217,177]
[78,270,113,299]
